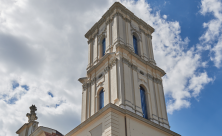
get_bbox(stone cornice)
[65,103,180,136]
[82,56,117,90]
[86,43,165,77]
[116,43,166,77]
[85,2,154,40]
[87,52,115,74]
[122,57,162,84]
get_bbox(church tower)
[68,2,180,136]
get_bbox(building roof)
[44,131,63,136]
[30,126,63,136]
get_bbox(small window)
[133,36,138,55]
[99,89,104,109]
[140,86,148,119]
[102,38,106,56]
[140,71,144,75]
[98,74,103,79]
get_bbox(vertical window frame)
[133,35,138,55]
[140,86,148,119]
[99,89,104,110]
[102,38,106,57]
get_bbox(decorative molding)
[122,58,138,71]
[104,66,110,74]
[83,83,90,90]
[97,27,107,44]
[122,57,161,84]
[97,81,104,87]
[116,44,165,76]
[85,2,154,40]
[88,29,99,44]
[91,77,96,84]
[83,58,118,89]
[131,27,142,41]
[104,58,118,73]
[139,78,147,84]
[147,73,154,79]
[147,73,162,84]
[131,64,138,71]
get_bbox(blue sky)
[0,0,221,136]
[147,0,222,135]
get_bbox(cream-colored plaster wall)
[127,115,171,136]
[93,37,97,64]
[118,15,125,44]
[141,32,148,60]
[106,21,110,53]
[87,43,91,68]
[71,110,126,136]
[91,80,95,116]
[104,62,110,106]
[112,17,117,50]
[81,90,86,122]
[110,62,118,104]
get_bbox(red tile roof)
[44,132,63,136]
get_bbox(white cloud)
[163,15,167,19]
[188,72,213,97]
[0,0,214,135]
[0,0,114,135]
[212,36,222,67]
[199,0,222,68]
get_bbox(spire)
[26,105,38,122]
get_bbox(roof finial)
[26,105,38,122]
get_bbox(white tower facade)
[71,3,181,136]
[79,2,170,129]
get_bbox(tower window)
[102,38,106,56]
[133,35,138,55]
[99,89,104,109]
[140,86,148,119]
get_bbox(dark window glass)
[133,36,138,55]
[102,38,106,56]
[140,86,148,119]
[99,89,104,109]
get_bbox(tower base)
[66,104,180,136]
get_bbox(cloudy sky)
[0,0,221,135]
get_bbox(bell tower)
[71,2,180,136]
[79,2,169,128]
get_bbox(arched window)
[133,35,138,55]
[99,89,104,109]
[140,86,148,119]
[102,38,106,57]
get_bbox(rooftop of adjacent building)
[31,126,63,136]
